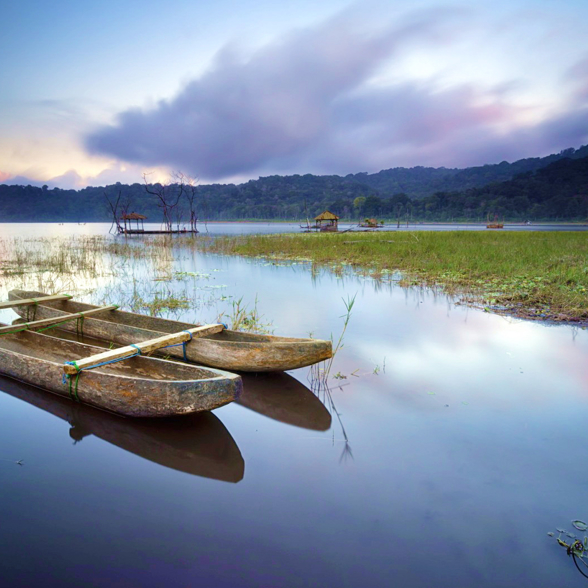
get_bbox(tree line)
[0,147,586,223]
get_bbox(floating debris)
[550,522,588,579]
[0,458,23,466]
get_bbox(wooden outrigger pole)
[63,324,225,375]
[0,293,73,310]
[0,305,119,334]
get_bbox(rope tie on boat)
[62,341,141,401]
[182,330,193,361]
[63,361,81,401]
[149,330,194,361]
[76,314,84,338]
[176,330,193,361]
[25,299,38,322]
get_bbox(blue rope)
[62,330,197,398]
[65,349,142,374]
[157,330,194,361]
[62,348,142,398]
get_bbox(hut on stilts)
[119,212,147,234]
[313,211,339,232]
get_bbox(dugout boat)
[0,307,241,417]
[8,290,333,372]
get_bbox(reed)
[219,296,273,334]
[0,235,228,323]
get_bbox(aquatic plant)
[307,293,356,388]
[219,296,273,334]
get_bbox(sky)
[1,0,587,189]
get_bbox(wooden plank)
[0,293,73,310]
[64,324,225,375]
[0,305,119,334]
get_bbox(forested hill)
[345,145,588,196]
[0,146,587,222]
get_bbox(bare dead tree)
[105,190,122,234]
[184,176,199,233]
[174,202,186,231]
[143,172,185,231]
[105,190,131,234]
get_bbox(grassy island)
[194,231,588,325]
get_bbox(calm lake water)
[1,220,587,239]
[0,223,587,587]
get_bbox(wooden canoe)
[0,325,242,417]
[0,375,244,482]
[8,290,333,372]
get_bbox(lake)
[0,223,587,587]
[1,220,587,239]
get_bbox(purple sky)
[2,0,588,188]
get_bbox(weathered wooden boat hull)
[0,327,242,417]
[9,290,333,372]
[0,375,244,482]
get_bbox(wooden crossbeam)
[0,305,118,334]
[0,293,73,310]
[63,324,224,375]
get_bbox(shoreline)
[193,231,588,327]
[1,220,588,226]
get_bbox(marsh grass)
[0,235,223,322]
[192,231,588,323]
[219,296,273,333]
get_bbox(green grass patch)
[194,231,588,324]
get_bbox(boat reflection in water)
[0,375,244,483]
[239,372,332,431]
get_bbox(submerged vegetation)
[0,235,271,333]
[193,231,588,324]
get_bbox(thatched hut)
[314,211,339,232]
[120,212,147,232]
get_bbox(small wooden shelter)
[360,218,381,228]
[314,211,339,232]
[120,212,147,233]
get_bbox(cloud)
[85,6,588,181]
[567,55,588,104]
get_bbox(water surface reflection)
[239,372,332,431]
[1,226,588,586]
[0,376,244,483]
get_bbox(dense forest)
[1,146,587,223]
